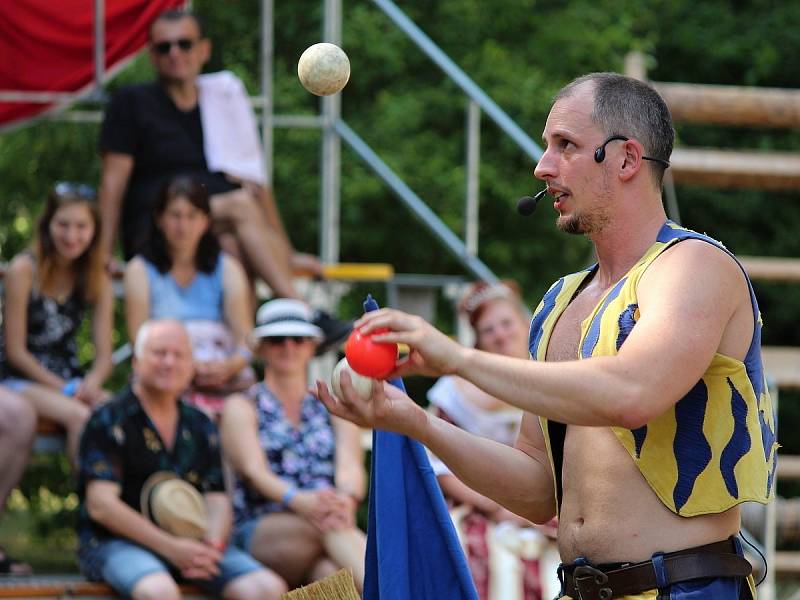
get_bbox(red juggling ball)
[344,328,398,379]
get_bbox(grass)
[1,453,80,575]
[0,500,79,573]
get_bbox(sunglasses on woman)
[264,336,312,345]
[152,38,197,55]
[54,181,97,200]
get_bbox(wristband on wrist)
[281,485,298,508]
[61,378,81,397]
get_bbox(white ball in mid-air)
[331,357,374,402]
[297,42,350,96]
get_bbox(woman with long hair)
[0,182,113,463]
[123,175,254,415]
[427,281,559,600]
[221,299,367,592]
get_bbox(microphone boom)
[517,189,548,216]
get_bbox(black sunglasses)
[54,181,97,200]
[152,38,197,55]
[264,336,312,345]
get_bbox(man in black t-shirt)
[99,10,319,292]
[98,9,351,353]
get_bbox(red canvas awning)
[0,0,185,130]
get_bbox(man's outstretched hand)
[353,308,468,380]
[314,370,427,438]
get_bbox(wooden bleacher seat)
[761,346,800,390]
[0,576,205,598]
[670,147,800,190]
[740,256,800,284]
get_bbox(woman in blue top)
[123,176,254,414]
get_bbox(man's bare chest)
[545,286,608,363]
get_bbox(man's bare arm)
[98,152,134,262]
[316,379,556,523]
[357,240,750,429]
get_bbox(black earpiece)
[594,135,670,168]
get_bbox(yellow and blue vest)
[529,221,778,517]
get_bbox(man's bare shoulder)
[637,237,752,361]
[640,237,747,301]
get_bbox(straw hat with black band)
[140,471,209,540]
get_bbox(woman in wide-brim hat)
[220,298,366,591]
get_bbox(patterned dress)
[0,285,85,380]
[232,382,336,525]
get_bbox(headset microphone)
[517,189,548,216]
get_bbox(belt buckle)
[573,564,612,600]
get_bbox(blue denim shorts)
[231,517,261,554]
[79,537,262,598]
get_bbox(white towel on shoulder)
[197,70,267,185]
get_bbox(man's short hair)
[149,9,205,40]
[133,319,187,359]
[134,320,155,359]
[555,73,675,187]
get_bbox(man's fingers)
[316,381,342,414]
[316,380,360,423]
[353,308,413,334]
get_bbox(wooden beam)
[762,346,800,389]
[777,455,800,481]
[774,551,800,574]
[653,81,800,128]
[669,148,800,190]
[740,256,800,283]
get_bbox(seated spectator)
[77,319,286,600]
[124,175,255,416]
[98,8,350,354]
[221,299,367,591]
[0,385,36,574]
[427,282,558,600]
[0,182,113,463]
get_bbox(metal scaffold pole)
[320,0,343,264]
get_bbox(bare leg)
[19,384,90,467]
[210,189,299,299]
[308,557,339,583]
[0,387,35,514]
[323,528,367,592]
[248,513,325,588]
[222,568,287,600]
[130,572,181,600]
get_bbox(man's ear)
[198,38,212,66]
[619,139,645,183]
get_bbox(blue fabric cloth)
[144,255,225,322]
[361,295,478,600]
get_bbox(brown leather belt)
[562,538,752,599]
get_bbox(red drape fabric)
[0,0,185,130]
